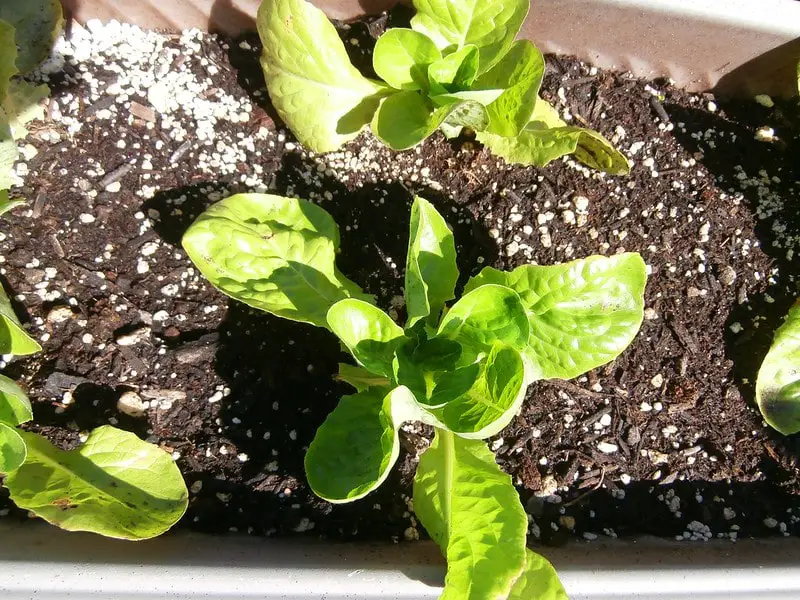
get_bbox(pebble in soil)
[0,15,799,544]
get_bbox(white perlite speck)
[597,442,618,454]
[117,391,148,417]
[650,373,664,388]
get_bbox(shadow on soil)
[665,97,800,461]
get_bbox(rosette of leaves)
[0,0,63,216]
[183,192,648,598]
[256,0,629,175]
[0,283,189,540]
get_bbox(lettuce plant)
[0,0,61,215]
[0,284,189,540]
[755,300,800,435]
[256,0,629,175]
[183,192,647,598]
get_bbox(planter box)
[61,0,800,96]
[4,1,800,599]
[4,522,800,599]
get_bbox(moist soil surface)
[1,14,800,546]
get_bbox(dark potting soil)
[0,13,799,546]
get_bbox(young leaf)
[0,0,63,74]
[0,373,33,426]
[4,426,188,540]
[405,196,458,329]
[256,0,386,152]
[3,79,48,140]
[335,363,390,392]
[756,300,800,435]
[464,253,647,380]
[0,192,24,217]
[431,342,526,438]
[327,299,406,378]
[0,283,42,356]
[0,422,26,473]
[572,127,631,175]
[411,0,530,74]
[0,20,18,102]
[373,28,441,91]
[371,91,450,150]
[437,98,490,131]
[182,193,370,330]
[413,430,527,600]
[427,45,479,92]
[474,40,544,137]
[508,550,569,600]
[437,284,529,365]
[305,385,430,502]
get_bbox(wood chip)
[130,101,157,123]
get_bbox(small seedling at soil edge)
[256,0,630,175]
[183,193,647,599]
[0,284,189,540]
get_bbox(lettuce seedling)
[0,284,189,540]
[256,0,629,175]
[756,300,800,435]
[0,0,61,215]
[183,192,647,599]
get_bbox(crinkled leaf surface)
[428,45,479,92]
[4,79,48,140]
[431,342,526,438]
[464,253,646,380]
[305,386,428,502]
[756,301,800,435]
[327,299,406,378]
[182,193,370,330]
[5,426,188,540]
[257,0,386,152]
[371,91,450,150]
[405,196,458,329]
[474,40,544,137]
[411,0,529,74]
[0,0,62,74]
[437,284,529,365]
[0,373,32,426]
[373,28,441,91]
[0,422,25,473]
[0,283,41,356]
[508,550,569,600]
[0,20,17,102]
[413,430,527,600]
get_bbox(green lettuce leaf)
[413,430,528,600]
[0,191,24,216]
[410,0,529,74]
[405,196,459,329]
[0,19,17,102]
[373,28,441,91]
[182,193,371,330]
[0,0,63,74]
[428,45,479,92]
[256,0,387,152]
[474,40,544,137]
[430,342,526,438]
[335,363,391,392]
[0,373,32,426]
[437,284,529,365]
[508,550,569,600]
[0,282,41,356]
[464,253,647,380]
[756,300,800,435]
[4,79,48,140]
[371,91,451,150]
[478,98,630,174]
[4,426,188,540]
[327,299,407,378]
[305,385,436,502]
[0,421,26,473]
